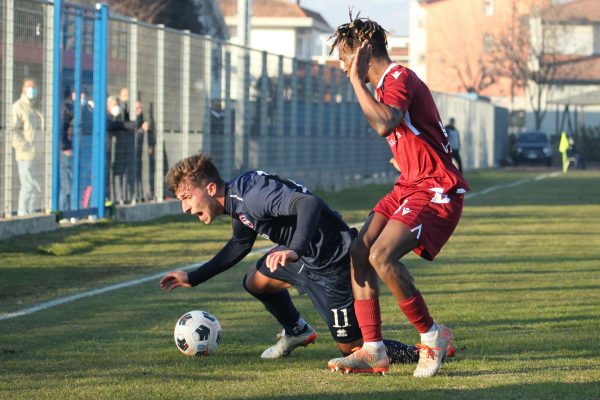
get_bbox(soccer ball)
[174,310,221,356]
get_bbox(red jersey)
[375,64,470,195]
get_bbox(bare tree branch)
[76,0,205,33]
[491,1,578,129]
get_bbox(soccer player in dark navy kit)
[160,153,419,362]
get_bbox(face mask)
[25,87,38,100]
[80,97,87,106]
[110,105,121,117]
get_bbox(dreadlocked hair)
[329,10,388,58]
[165,152,224,195]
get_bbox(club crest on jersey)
[238,213,254,229]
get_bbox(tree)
[453,57,496,95]
[76,0,204,34]
[491,1,575,130]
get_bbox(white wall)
[546,24,594,55]
[434,93,509,169]
[595,24,600,54]
[251,28,296,58]
[408,0,427,81]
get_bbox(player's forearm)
[187,239,253,286]
[352,81,401,137]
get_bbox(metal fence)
[0,0,507,221]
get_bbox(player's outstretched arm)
[176,223,257,288]
[160,271,191,291]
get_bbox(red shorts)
[373,186,464,261]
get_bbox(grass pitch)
[1,168,599,399]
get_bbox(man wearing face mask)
[106,95,135,205]
[11,78,43,216]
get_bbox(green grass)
[1,168,599,399]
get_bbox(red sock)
[398,291,434,334]
[354,298,383,342]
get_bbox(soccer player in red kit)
[327,14,470,377]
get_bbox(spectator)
[61,91,94,210]
[132,100,150,203]
[445,118,463,173]
[11,78,43,216]
[567,136,586,170]
[106,95,135,205]
[119,87,130,121]
[146,101,157,201]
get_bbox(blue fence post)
[51,0,62,212]
[92,3,108,218]
[71,13,82,210]
[91,6,100,216]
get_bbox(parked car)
[513,131,553,166]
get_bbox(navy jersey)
[224,171,355,270]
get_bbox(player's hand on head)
[265,249,299,273]
[160,270,191,291]
[350,39,372,84]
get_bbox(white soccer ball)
[174,310,221,356]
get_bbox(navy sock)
[383,339,419,364]
[243,276,302,335]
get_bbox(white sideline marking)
[0,172,560,321]
[464,171,560,200]
[0,248,260,322]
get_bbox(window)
[483,0,494,16]
[483,34,494,53]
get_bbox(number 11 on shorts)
[331,308,350,328]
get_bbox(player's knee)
[242,274,253,293]
[368,246,393,272]
[242,273,263,295]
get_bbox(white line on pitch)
[2,252,247,321]
[0,171,560,321]
[464,171,560,200]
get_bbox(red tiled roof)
[543,54,600,83]
[389,47,409,57]
[541,0,600,22]
[219,0,331,28]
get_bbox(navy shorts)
[255,247,361,344]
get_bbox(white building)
[529,0,600,133]
[218,0,332,60]
[388,35,410,65]
[408,0,428,81]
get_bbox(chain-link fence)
[1,0,53,218]
[0,0,507,221]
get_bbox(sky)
[298,0,410,36]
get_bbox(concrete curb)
[0,200,182,240]
[0,215,57,241]
[112,200,181,222]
